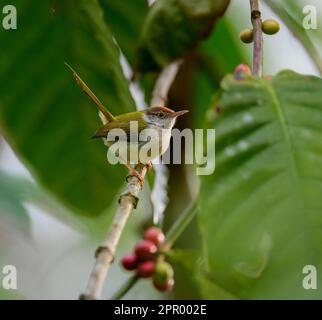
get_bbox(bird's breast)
[104,126,172,164]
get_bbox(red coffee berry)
[134,240,157,260]
[121,254,138,271]
[137,261,155,278]
[153,278,175,292]
[144,227,165,247]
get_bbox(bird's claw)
[146,161,153,171]
[126,168,144,187]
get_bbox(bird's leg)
[146,161,153,172]
[136,161,153,174]
[123,163,144,187]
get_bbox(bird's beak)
[172,110,189,118]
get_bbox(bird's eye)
[157,111,165,118]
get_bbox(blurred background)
[0,0,322,299]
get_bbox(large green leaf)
[200,70,322,299]
[167,249,237,299]
[167,249,204,299]
[100,0,149,66]
[135,0,230,72]
[192,17,250,127]
[0,0,136,216]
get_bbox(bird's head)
[144,106,188,129]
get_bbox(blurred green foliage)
[0,0,136,216]
[201,71,322,298]
[101,0,149,65]
[135,0,230,72]
[0,0,322,300]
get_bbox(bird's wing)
[92,112,148,142]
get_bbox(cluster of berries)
[240,19,280,44]
[121,227,174,292]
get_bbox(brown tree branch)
[151,60,182,106]
[250,0,263,77]
[80,60,182,300]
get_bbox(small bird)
[65,63,188,184]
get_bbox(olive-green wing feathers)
[91,111,148,142]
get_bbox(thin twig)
[111,274,139,300]
[80,164,147,300]
[112,199,197,300]
[151,60,182,106]
[80,60,182,300]
[250,0,263,77]
[161,201,198,252]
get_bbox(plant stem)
[161,201,199,252]
[111,274,139,300]
[80,165,148,300]
[150,61,182,106]
[112,200,198,300]
[250,0,263,77]
[80,60,182,300]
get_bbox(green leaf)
[0,0,136,216]
[198,273,237,299]
[167,249,203,299]
[167,249,236,299]
[135,0,231,72]
[200,70,322,299]
[201,18,249,76]
[100,0,149,65]
[192,18,250,127]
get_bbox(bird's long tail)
[64,62,115,123]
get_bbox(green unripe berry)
[153,278,174,292]
[262,19,280,35]
[240,29,254,44]
[153,261,174,286]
